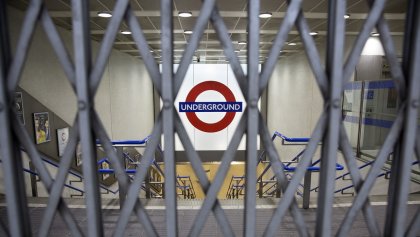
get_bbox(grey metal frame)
[0,0,419,236]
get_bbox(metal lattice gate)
[0,0,419,236]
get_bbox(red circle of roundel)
[185,81,236,133]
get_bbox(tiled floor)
[0,197,419,236]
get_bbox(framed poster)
[57,127,70,157]
[15,92,25,125]
[33,112,51,144]
[102,161,110,180]
[75,143,82,166]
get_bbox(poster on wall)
[15,92,25,125]
[75,143,82,166]
[57,127,69,157]
[33,112,51,144]
[102,161,110,180]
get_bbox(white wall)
[8,7,154,140]
[3,7,154,198]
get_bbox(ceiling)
[7,0,407,64]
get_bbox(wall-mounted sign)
[179,81,243,133]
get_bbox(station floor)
[0,196,419,236]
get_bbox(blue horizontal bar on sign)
[274,131,310,142]
[179,102,243,112]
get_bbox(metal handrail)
[176,175,196,199]
[229,131,312,198]
[335,160,420,194]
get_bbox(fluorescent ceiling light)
[238,41,247,45]
[287,42,297,46]
[344,14,350,19]
[371,32,380,36]
[184,30,193,34]
[120,30,132,35]
[97,11,112,18]
[259,12,272,18]
[309,32,318,36]
[178,11,192,17]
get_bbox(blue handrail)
[18,148,120,195]
[96,136,165,178]
[22,167,85,194]
[283,162,344,172]
[334,160,420,194]
[274,131,310,143]
[96,135,151,145]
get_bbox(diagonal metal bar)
[406,209,420,237]
[338,124,381,236]
[174,0,217,95]
[125,6,161,95]
[401,0,415,82]
[0,2,32,235]
[92,111,158,237]
[6,0,42,94]
[374,16,406,96]
[385,1,420,234]
[38,120,80,237]
[264,111,327,237]
[417,131,420,164]
[210,8,247,97]
[113,117,162,236]
[336,108,405,236]
[259,0,303,96]
[72,1,103,235]
[188,113,246,237]
[11,117,82,236]
[258,114,309,237]
[89,0,130,95]
[244,0,259,235]
[0,218,8,237]
[161,0,177,235]
[316,0,345,236]
[40,7,76,89]
[342,0,386,85]
[295,10,328,98]
[174,113,235,237]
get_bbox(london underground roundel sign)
[179,81,243,133]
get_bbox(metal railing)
[0,0,419,236]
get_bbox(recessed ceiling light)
[259,12,272,18]
[97,11,112,18]
[371,32,380,36]
[238,41,247,45]
[344,14,350,19]
[234,50,240,53]
[178,11,192,17]
[121,30,132,35]
[287,42,297,46]
[309,31,318,36]
[184,30,193,34]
